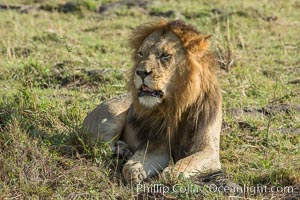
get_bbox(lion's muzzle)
[138,85,164,98]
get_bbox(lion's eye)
[159,53,171,61]
[137,51,143,58]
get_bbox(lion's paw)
[111,140,133,161]
[122,160,147,184]
[162,166,188,179]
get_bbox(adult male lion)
[83,20,222,184]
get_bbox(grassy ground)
[0,0,299,199]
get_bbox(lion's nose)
[136,70,152,79]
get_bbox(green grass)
[0,0,299,199]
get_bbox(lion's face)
[133,30,186,108]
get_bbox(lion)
[82,19,222,184]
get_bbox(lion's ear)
[186,35,211,55]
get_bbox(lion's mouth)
[138,85,164,98]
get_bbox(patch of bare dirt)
[51,63,126,90]
[224,103,300,134]
[98,0,151,14]
[226,104,300,119]
[0,2,83,14]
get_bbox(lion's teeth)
[142,86,153,92]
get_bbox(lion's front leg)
[122,145,170,184]
[163,147,221,178]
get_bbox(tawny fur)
[128,20,221,160]
[83,19,222,183]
